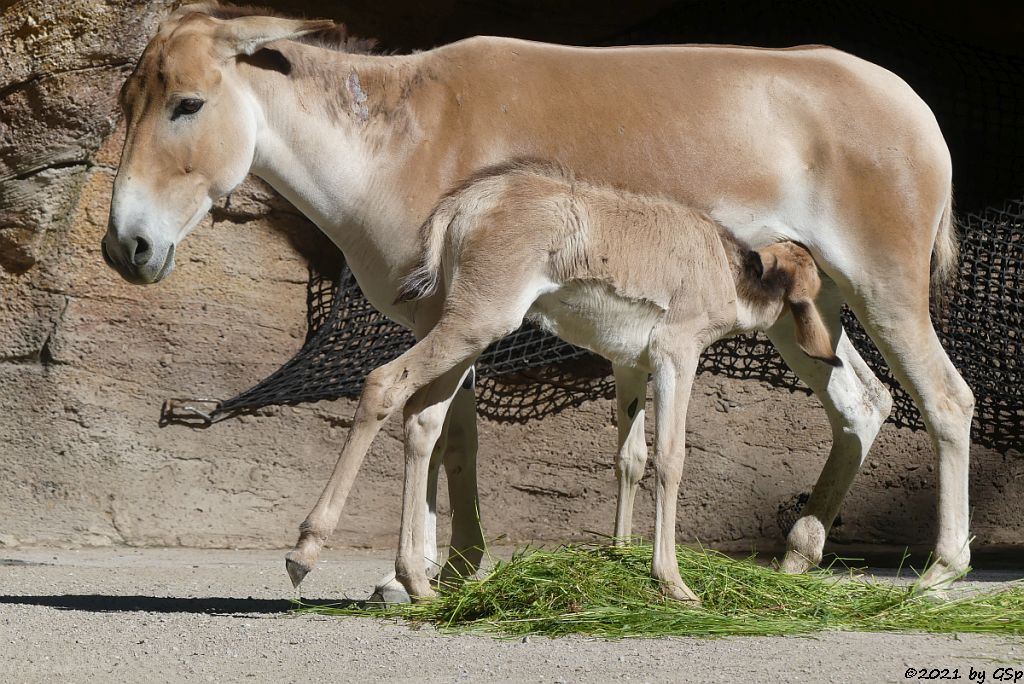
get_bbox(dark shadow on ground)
[0,595,364,614]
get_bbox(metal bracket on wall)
[159,398,224,428]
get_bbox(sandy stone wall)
[1,1,1020,557]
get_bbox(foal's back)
[502,164,742,368]
[405,160,840,370]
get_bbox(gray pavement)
[1,548,1022,683]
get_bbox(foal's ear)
[746,246,785,292]
[791,299,843,368]
[756,242,843,368]
[214,15,335,56]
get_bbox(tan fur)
[360,163,840,600]
[931,193,960,311]
[742,241,841,365]
[110,4,974,599]
[408,161,838,366]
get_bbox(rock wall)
[1,1,1021,558]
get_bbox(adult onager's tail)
[931,191,960,308]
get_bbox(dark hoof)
[285,554,312,588]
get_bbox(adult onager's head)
[102,6,332,284]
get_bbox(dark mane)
[180,2,377,54]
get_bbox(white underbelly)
[527,281,665,370]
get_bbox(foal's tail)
[745,242,843,368]
[394,195,460,304]
[930,190,960,311]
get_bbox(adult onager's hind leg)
[767,282,893,573]
[847,286,973,588]
[806,177,972,588]
[649,342,701,603]
[613,365,649,544]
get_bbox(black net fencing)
[161,199,1023,452]
[700,200,1024,452]
[160,0,1023,453]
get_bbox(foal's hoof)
[393,573,438,604]
[368,577,413,606]
[285,552,313,588]
[662,582,701,605]
[410,585,438,604]
[915,560,966,593]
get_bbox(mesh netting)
[698,200,1024,452]
[186,263,616,425]
[161,1,1024,453]
[162,199,1023,451]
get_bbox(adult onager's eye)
[172,98,205,119]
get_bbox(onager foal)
[287,161,841,602]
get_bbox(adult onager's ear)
[757,242,843,368]
[214,15,336,56]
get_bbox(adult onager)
[315,160,844,600]
[103,5,973,596]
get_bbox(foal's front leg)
[650,344,701,603]
[613,364,649,544]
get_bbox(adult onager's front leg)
[286,302,519,593]
[286,329,480,589]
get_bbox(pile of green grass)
[298,544,1024,638]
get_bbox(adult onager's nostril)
[131,236,152,266]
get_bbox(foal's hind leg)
[374,368,483,601]
[438,385,486,584]
[285,327,490,589]
[396,363,476,599]
[370,377,479,603]
[613,364,649,544]
[767,281,893,573]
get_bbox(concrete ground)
[0,548,1022,683]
